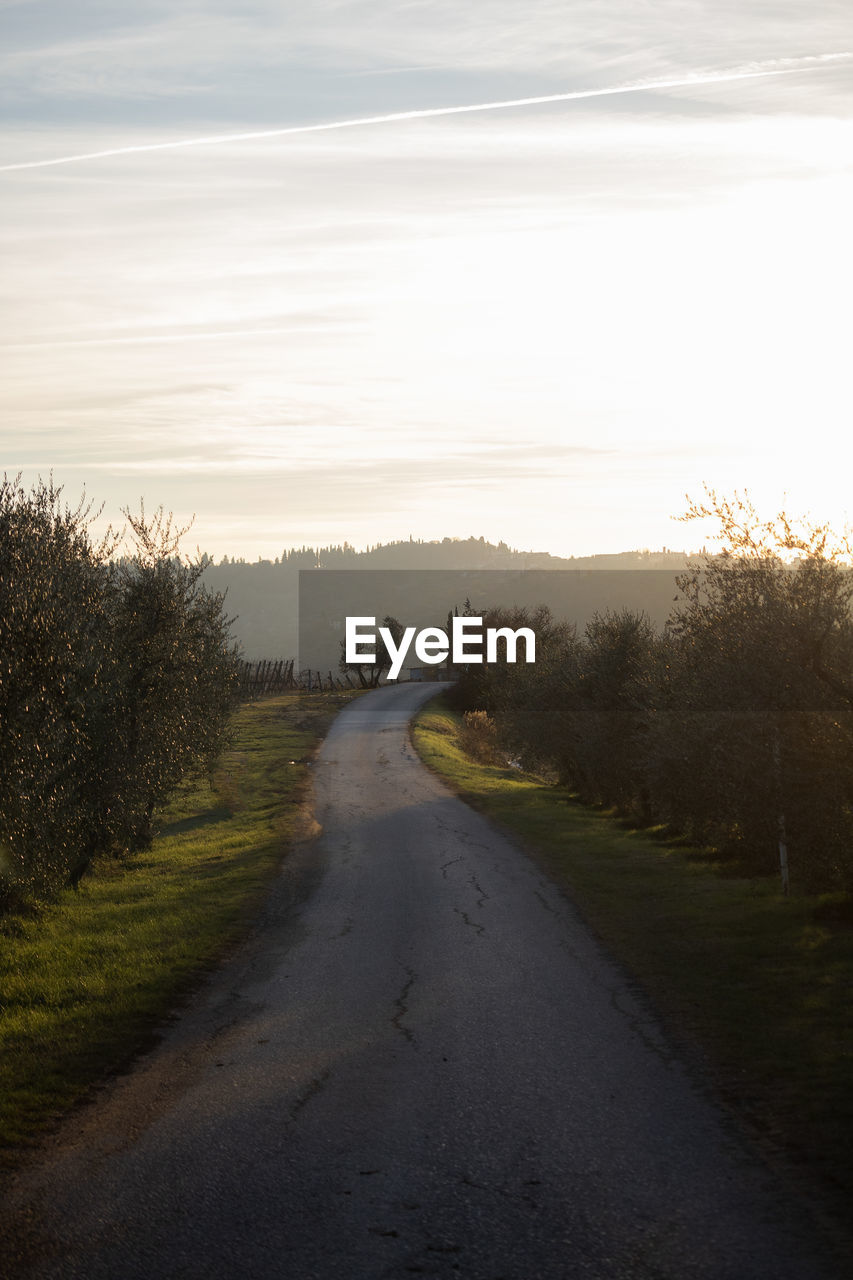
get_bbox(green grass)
[413,696,853,1211]
[0,690,356,1157]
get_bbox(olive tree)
[649,489,853,890]
[0,477,117,897]
[108,504,240,851]
[0,482,239,903]
[338,614,406,687]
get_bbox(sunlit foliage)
[452,491,853,893]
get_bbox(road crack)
[469,872,489,908]
[289,1066,331,1122]
[392,965,417,1044]
[454,907,485,938]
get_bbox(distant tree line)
[0,477,239,905]
[450,492,853,895]
[219,536,687,571]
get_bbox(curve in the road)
[0,683,844,1279]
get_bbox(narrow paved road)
[1,684,844,1278]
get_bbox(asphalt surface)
[1,682,845,1279]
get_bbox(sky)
[2,1,851,560]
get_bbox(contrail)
[1,53,848,174]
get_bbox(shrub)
[459,710,503,765]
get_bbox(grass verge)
[0,690,355,1159]
[412,695,853,1214]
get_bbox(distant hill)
[223,536,689,572]
[203,537,691,665]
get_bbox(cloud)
[4,3,852,559]
[2,1,850,124]
[2,54,849,172]
[16,439,611,480]
[0,321,364,351]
